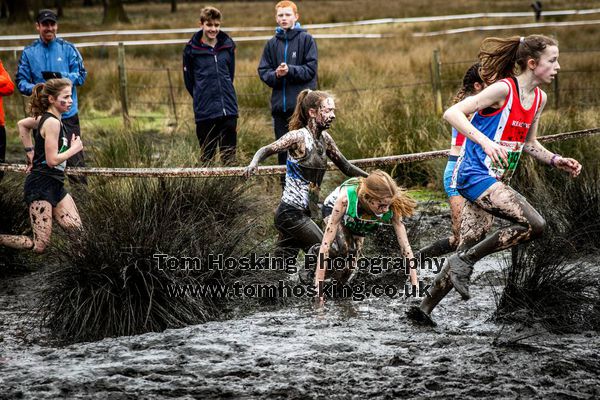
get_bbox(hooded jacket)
[183,30,238,122]
[16,38,86,119]
[258,24,318,114]
[0,61,15,127]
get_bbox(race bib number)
[490,140,523,182]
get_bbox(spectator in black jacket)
[183,6,238,164]
[258,1,318,172]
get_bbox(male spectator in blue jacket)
[16,9,88,185]
[183,6,238,164]
[258,1,318,172]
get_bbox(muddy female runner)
[244,89,367,261]
[314,170,417,299]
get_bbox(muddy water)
[1,258,599,399]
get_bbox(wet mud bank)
[1,257,599,399]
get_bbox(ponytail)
[29,83,47,117]
[479,34,558,84]
[288,89,332,131]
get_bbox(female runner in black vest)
[0,78,83,253]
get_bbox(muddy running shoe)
[448,253,474,301]
[406,306,437,327]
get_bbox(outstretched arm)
[523,92,581,177]
[392,215,418,286]
[243,131,303,178]
[324,133,368,177]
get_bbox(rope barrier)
[1,128,597,178]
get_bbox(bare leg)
[448,195,465,249]
[53,194,82,230]
[413,182,544,320]
[0,200,53,253]
[419,200,494,314]
[418,195,464,258]
[460,183,545,262]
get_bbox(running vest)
[281,127,327,216]
[452,77,542,189]
[32,112,69,182]
[451,127,466,147]
[324,179,393,236]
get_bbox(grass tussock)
[495,156,600,333]
[495,242,600,333]
[38,176,270,343]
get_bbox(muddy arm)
[244,131,303,178]
[392,215,418,286]
[315,194,347,295]
[323,133,368,177]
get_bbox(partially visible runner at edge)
[418,63,485,259]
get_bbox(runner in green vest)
[314,170,418,299]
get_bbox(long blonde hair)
[357,170,416,217]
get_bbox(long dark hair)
[478,34,558,84]
[288,89,332,131]
[452,62,484,104]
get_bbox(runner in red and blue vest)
[313,170,417,301]
[408,34,581,326]
[418,63,484,259]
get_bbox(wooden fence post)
[117,42,130,126]
[166,67,178,126]
[431,49,443,115]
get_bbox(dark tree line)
[1,0,178,24]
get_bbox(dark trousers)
[196,116,237,164]
[0,125,5,182]
[272,111,294,166]
[62,114,87,185]
[274,202,323,259]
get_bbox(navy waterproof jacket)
[258,24,318,114]
[183,30,238,122]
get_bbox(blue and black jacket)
[183,30,238,123]
[16,37,86,119]
[257,23,318,114]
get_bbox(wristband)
[24,147,34,153]
[550,154,561,167]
